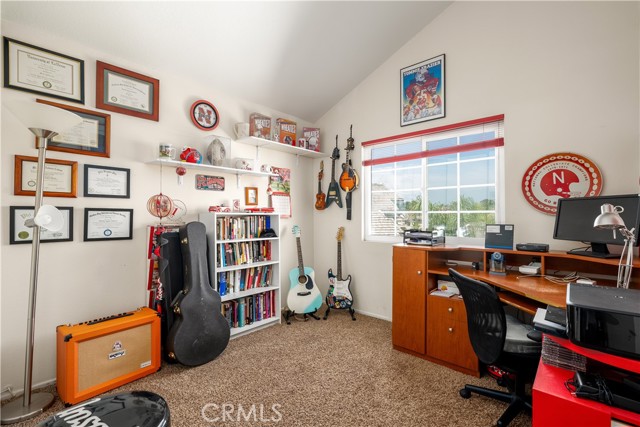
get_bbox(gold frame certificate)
[84,208,133,241]
[14,155,78,198]
[84,164,130,198]
[3,37,85,103]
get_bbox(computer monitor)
[553,194,640,258]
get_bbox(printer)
[403,229,445,246]
[566,283,640,360]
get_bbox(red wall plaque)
[522,152,603,215]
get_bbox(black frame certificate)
[84,164,130,198]
[84,208,133,241]
[9,206,74,244]
[3,37,85,103]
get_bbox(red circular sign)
[522,152,603,215]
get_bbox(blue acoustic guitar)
[323,227,355,320]
[286,226,322,321]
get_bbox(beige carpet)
[5,311,531,426]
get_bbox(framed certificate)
[84,164,130,198]
[14,155,78,198]
[84,208,133,241]
[35,99,110,157]
[3,37,85,104]
[96,61,159,121]
[9,206,74,244]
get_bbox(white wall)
[314,2,640,321]
[0,20,317,391]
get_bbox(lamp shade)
[5,99,82,134]
[593,203,626,229]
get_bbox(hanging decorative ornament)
[147,193,174,220]
[167,199,187,223]
[176,166,187,185]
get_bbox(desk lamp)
[593,203,635,289]
[1,100,82,424]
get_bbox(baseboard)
[1,378,56,401]
[353,309,391,322]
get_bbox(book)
[275,118,296,145]
[249,113,272,139]
[303,127,320,152]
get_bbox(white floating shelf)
[235,136,327,159]
[149,158,276,177]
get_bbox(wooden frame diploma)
[14,155,77,198]
[3,37,85,104]
[84,208,133,241]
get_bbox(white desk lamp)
[1,100,82,424]
[593,203,635,289]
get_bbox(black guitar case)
[166,221,230,366]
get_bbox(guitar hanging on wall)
[323,227,355,321]
[285,225,322,324]
[339,125,359,220]
[325,136,343,209]
[315,160,326,211]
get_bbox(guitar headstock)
[336,226,344,242]
[346,124,355,151]
[331,135,340,160]
[292,225,301,238]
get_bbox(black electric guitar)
[315,160,326,210]
[325,136,343,208]
[286,225,322,322]
[323,227,355,320]
[166,221,230,366]
[339,125,359,193]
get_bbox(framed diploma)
[96,61,159,121]
[83,208,133,241]
[3,37,85,104]
[35,99,110,157]
[84,164,130,198]
[9,206,74,244]
[14,155,78,198]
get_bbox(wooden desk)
[391,244,640,377]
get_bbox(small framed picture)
[14,155,78,198]
[9,206,73,244]
[190,100,219,131]
[3,37,85,104]
[83,208,133,241]
[36,99,110,158]
[96,61,159,121]
[245,187,258,206]
[84,164,130,198]
[401,53,445,126]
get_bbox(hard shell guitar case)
[166,221,230,366]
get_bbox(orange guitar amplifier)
[56,307,161,405]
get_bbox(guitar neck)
[331,157,337,182]
[296,236,305,277]
[337,241,342,280]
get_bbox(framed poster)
[3,37,85,104]
[14,155,77,198]
[36,99,110,157]
[84,164,130,198]
[401,54,445,126]
[9,206,73,244]
[245,187,258,206]
[83,208,133,241]
[96,61,159,121]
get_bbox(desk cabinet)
[392,247,426,354]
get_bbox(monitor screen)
[553,194,640,258]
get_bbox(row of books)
[221,290,277,328]
[217,241,272,267]
[217,265,274,295]
[216,215,271,241]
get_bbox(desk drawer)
[427,295,466,322]
[427,296,477,371]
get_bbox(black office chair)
[448,268,542,427]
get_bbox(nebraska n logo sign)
[522,152,602,215]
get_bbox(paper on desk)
[430,289,458,298]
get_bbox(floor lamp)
[1,100,82,424]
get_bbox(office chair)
[448,268,542,427]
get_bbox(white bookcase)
[199,212,281,338]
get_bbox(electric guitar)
[315,160,326,210]
[326,227,353,308]
[325,136,343,208]
[339,125,359,193]
[287,226,322,314]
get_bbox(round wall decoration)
[521,152,603,215]
[190,100,219,131]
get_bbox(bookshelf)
[199,212,281,338]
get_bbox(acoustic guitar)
[287,226,322,316]
[315,160,326,210]
[339,125,359,193]
[166,221,230,366]
[324,227,355,320]
[325,136,343,208]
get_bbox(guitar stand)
[284,309,320,325]
[323,306,356,321]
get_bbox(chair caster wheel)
[459,388,471,399]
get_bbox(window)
[362,115,505,244]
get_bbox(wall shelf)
[235,136,327,159]
[149,158,276,177]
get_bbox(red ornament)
[176,166,187,185]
